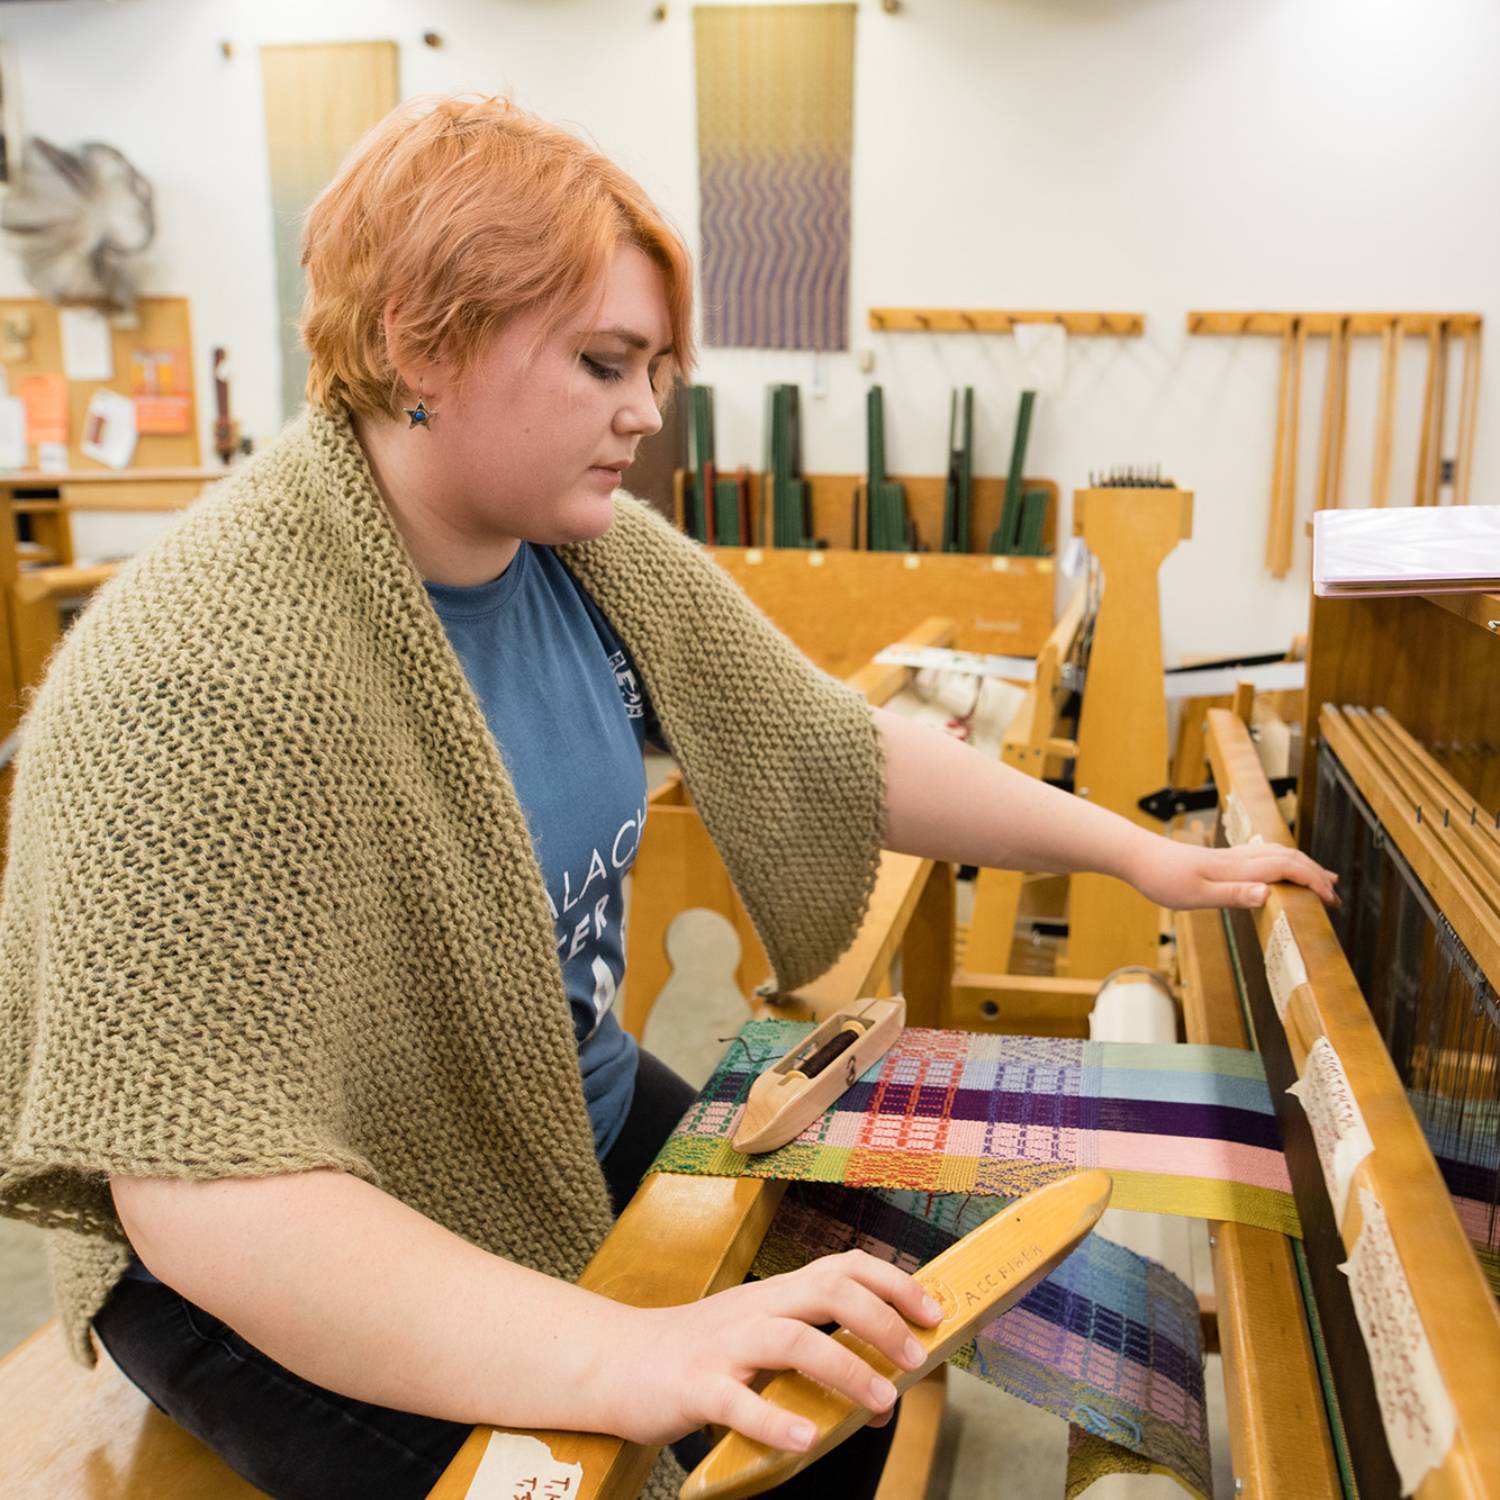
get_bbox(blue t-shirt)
[424,543,652,1158]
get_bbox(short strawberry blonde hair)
[300,95,695,417]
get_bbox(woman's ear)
[381,299,449,407]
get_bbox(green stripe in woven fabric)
[1093,1039,1270,1080]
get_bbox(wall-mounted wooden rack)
[1188,311,1482,337]
[869,309,1144,336]
[1188,309,1484,577]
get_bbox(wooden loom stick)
[1266,325,1294,576]
[1428,318,1450,505]
[1274,319,1307,576]
[680,1170,1113,1500]
[1455,325,1483,506]
[1330,316,1352,507]
[1371,318,1401,507]
[1314,318,1344,510]
[1414,320,1443,505]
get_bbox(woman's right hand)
[604,1249,944,1453]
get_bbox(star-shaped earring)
[403,397,436,430]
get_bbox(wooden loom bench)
[0,1318,267,1498]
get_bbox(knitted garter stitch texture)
[0,406,884,1450]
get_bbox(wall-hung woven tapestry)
[694,4,855,351]
[260,42,399,420]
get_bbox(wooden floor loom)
[422,509,1351,1500]
[427,548,1500,1496]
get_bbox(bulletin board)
[1,295,200,470]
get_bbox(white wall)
[5,0,1497,659]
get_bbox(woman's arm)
[875,707,1338,908]
[112,1169,938,1452]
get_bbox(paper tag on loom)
[1223,792,1264,848]
[1340,1189,1457,1494]
[1287,1035,1373,1222]
[467,1432,584,1499]
[1264,912,1308,1019]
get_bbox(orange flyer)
[134,395,192,435]
[129,348,193,435]
[18,373,68,447]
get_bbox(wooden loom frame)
[421,559,1356,1500]
[1199,574,1500,1498]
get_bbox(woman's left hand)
[1124,837,1340,912]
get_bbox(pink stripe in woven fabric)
[1090,1132,1293,1193]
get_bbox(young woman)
[0,96,1336,1500]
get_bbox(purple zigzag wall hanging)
[694,3,855,351]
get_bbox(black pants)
[95,1048,894,1500]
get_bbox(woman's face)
[425,243,672,547]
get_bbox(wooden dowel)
[1266,325,1294,576]
[1371,319,1401,507]
[1330,317,1352,507]
[1314,322,1339,511]
[1455,326,1483,507]
[1278,319,1307,576]
[1414,322,1442,505]
[1428,319,1450,505]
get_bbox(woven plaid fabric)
[646,1019,1303,1498]
[654,1021,1298,1236]
[753,1182,1212,1497]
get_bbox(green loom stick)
[866,385,908,551]
[760,386,775,546]
[788,385,809,546]
[689,385,714,543]
[777,385,790,548]
[957,385,974,553]
[775,385,811,548]
[780,385,796,547]
[993,389,1037,555]
[1017,489,1048,556]
[713,477,742,545]
[941,390,960,552]
[769,385,785,546]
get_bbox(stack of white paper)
[1312,506,1500,597]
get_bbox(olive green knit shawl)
[0,407,884,1457]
